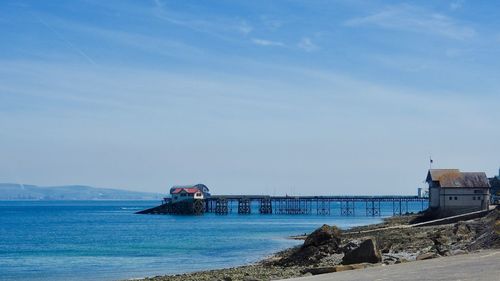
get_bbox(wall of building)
[172,192,204,203]
[429,187,440,208]
[172,192,192,203]
[437,188,489,216]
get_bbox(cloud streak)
[251,38,285,47]
[450,0,465,11]
[152,0,253,41]
[34,14,98,66]
[297,37,318,52]
[344,4,475,40]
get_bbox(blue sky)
[1,0,499,195]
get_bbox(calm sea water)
[0,200,427,281]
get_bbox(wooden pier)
[137,195,428,216]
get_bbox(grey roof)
[427,169,460,182]
[427,169,490,188]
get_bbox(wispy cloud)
[30,15,206,61]
[153,0,164,9]
[450,0,465,11]
[260,15,283,31]
[237,21,253,35]
[344,4,475,40]
[34,14,98,66]
[152,0,253,39]
[251,38,285,47]
[297,37,318,52]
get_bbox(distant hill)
[0,183,164,200]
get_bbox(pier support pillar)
[193,199,205,215]
[215,199,229,215]
[317,199,330,215]
[341,200,355,216]
[365,200,381,216]
[259,198,272,214]
[393,199,409,216]
[238,198,251,214]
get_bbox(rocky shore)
[133,207,499,281]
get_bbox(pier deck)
[137,195,428,216]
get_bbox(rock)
[242,277,261,281]
[334,265,354,272]
[416,252,438,260]
[350,263,369,270]
[303,267,337,275]
[279,224,342,266]
[340,241,360,253]
[467,208,500,250]
[395,258,407,264]
[451,249,467,255]
[303,224,341,248]
[342,238,382,265]
[382,255,398,265]
[441,250,451,256]
[454,222,471,237]
[303,264,368,275]
[330,263,366,273]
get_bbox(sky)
[0,0,499,195]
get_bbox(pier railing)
[206,195,427,216]
[137,195,428,216]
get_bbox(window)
[478,197,481,200]
[449,196,453,200]
[454,197,458,200]
[473,197,476,200]
[474,190,482,194]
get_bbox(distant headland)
[0,183,163,200]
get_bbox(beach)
[279,250,500,281]
[134,206,499,281]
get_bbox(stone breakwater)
[133,207,500,281]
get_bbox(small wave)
[120,207,141,210]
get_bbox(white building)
[426,169,490,217]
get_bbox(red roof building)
[169,185,207,203]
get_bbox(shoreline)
[128,216,412,281]
[125,218,388,281]
[130,207,499,281]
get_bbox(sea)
[0,200,427,281]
